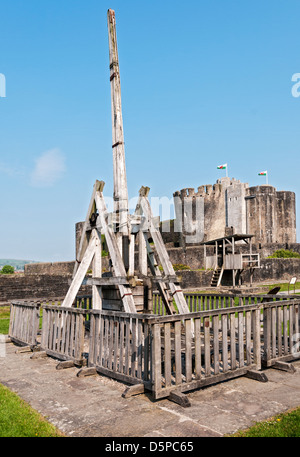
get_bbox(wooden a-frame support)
[63,181,190,316]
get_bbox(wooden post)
[107,9,129,260]
[93,229,103,310]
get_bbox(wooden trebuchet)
[61,10,190,319]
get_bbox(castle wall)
[276,191,296,244]
[173,179,296,246]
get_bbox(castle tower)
[246,185,296,244]
[173,179,296,246]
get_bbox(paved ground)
[1,341,300,438]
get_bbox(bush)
[268,249,300,259]
[0,265,15,274]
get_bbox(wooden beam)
[95,190,136,313]
[107,9,129,239]
[73,180,104,277]
[92,228,103,310]
[122,384,145,398]
[168,390,191,408]
[86,277,129,286]
[62,234,96,308]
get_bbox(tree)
[1,265,15,274]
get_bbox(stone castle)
[172,177,296,246]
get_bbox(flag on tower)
[258,171,267,176]
[217,163,227,169]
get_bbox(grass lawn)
[0,384,64,437]
[0,306,10,334]
[258,282,300,293]
[229,406,300,437]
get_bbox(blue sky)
[0,0,300,262]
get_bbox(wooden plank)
[98,314,104,367]
[137,319,143,379]
[138,229,147,276]
[63,235,96,308]
[174,321,182,385]
[164,323,172,387]
[125,318,130,375]
[88,313,96,366]
[204,317,211,377]
[230,313,236,370]
[92,228,103,310]
[222,314,228,372]
[128,234,135,277]
[271,306,277,359]
[213,315,219,375]
[131,318,137,378]
[88,277,129,286]
[277,306,283,357]
[194,318,201,379]
[108,317,114,370]
[185,319,192,382]
[263,307,271,362]
[289,303,294,354]
[253,308,261,370]
[122,384,145,398]
[245,311,251,365]
[283,305,288,355]
[169,390,191,408]
[119,318,125,374]
[152,323,162,396]
[114,317,119,372]
[238,312,244,368]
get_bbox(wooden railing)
[87,309,152,387]
[153,292,299,315]
[9,301,41,348]
[262,299,300,367]
[40,305,87,365]
[8,293,300,401]
[149,304,262,400]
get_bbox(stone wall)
[0,274,71,305]
[25,261,74,276]
[243,258,300,284]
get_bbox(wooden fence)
[9,301,41,348]
[87,309,152,388]
[8,293,300,401]
[153,292,299,315]
[262,299,300,367]
[149,304,262,399]
[40,305,87,366]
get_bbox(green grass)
[259,282,300,293]
[0,384,64,437]
[0,306,10,334]
[230,407,300,437]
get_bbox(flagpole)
[266,171,268,185]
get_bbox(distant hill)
[0,259,40,271]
